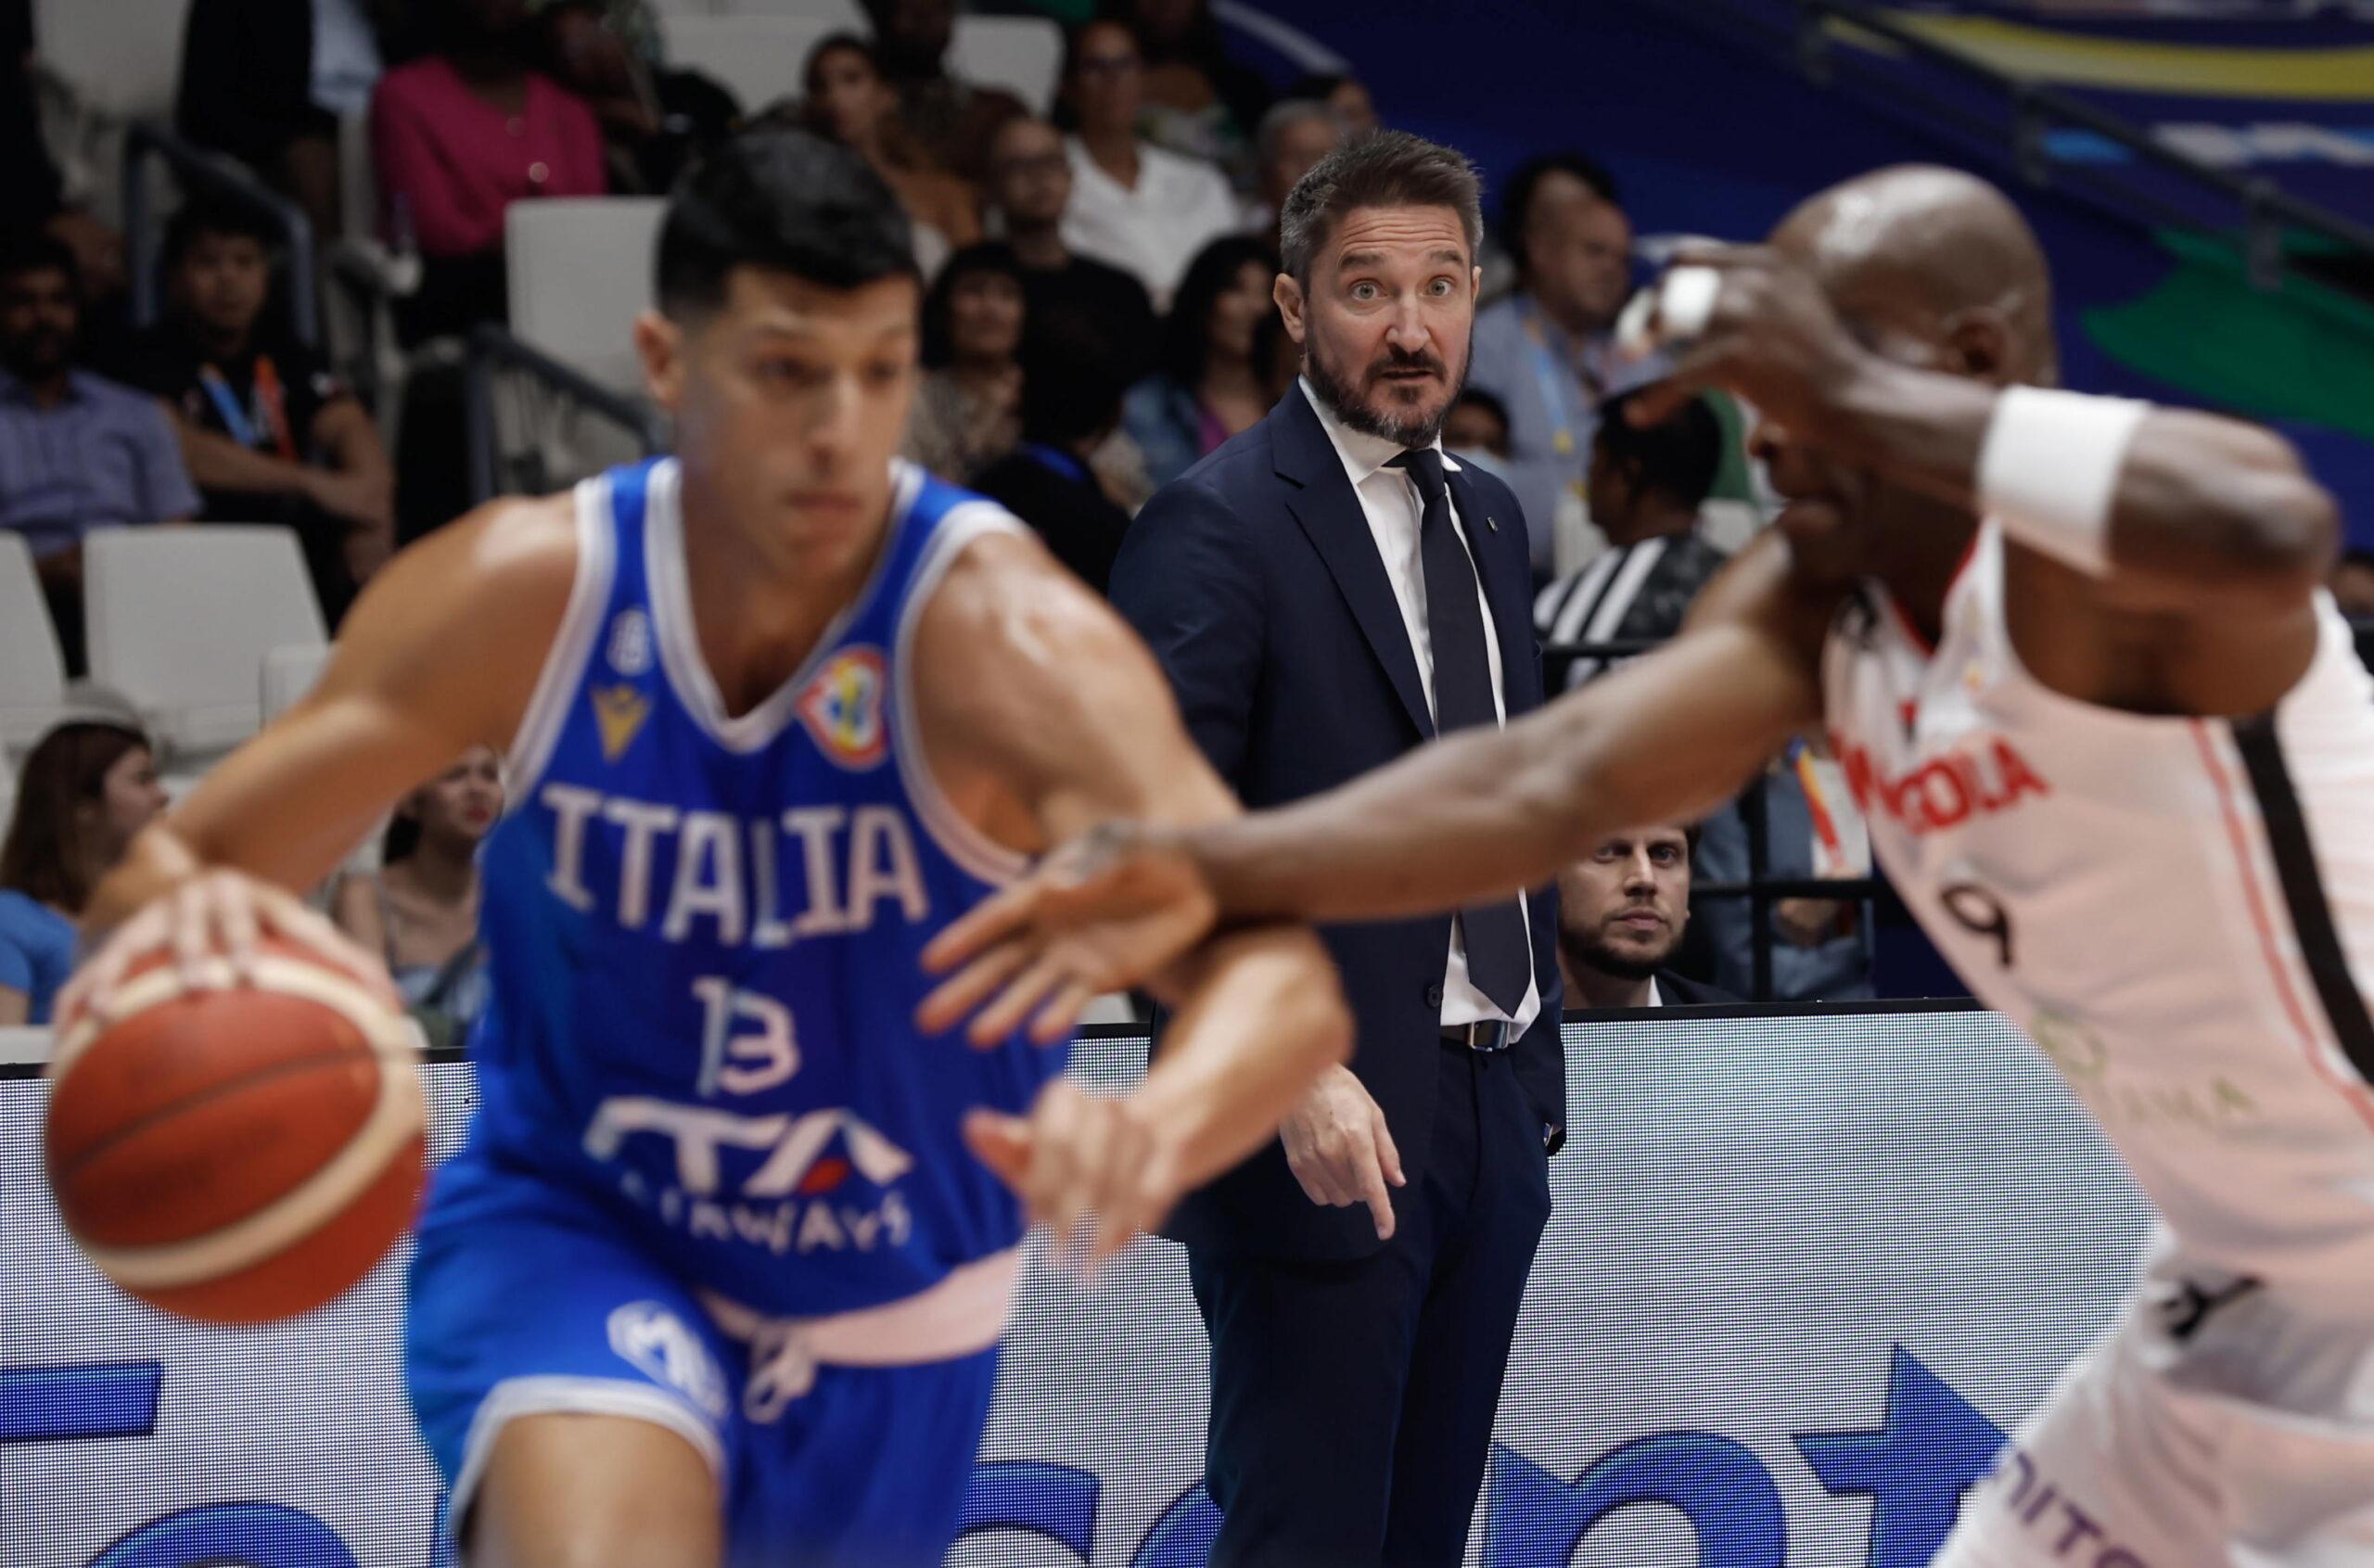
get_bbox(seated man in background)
[1555,824,1736,1010]
[1444,387,1512,474]
[120,198,395,626]
[0,235,199,673]
[1243,99,1340,251]
[972,305,1137,595]
[862,0,1025,185]
[984,113,1158,386]
[1532,389,1729,690]
[1468,151,1633,576]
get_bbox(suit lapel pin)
[1487,515,1500,532]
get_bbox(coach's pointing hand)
[1280,1065,1406,1242]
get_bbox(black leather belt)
[1440,1020,1513,1052]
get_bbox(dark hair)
[162,196,279,272]
[0,229,79,287]
[1498,150,1621,261]
[802,30,878,100]
[1159,235,1276,387]
[920,241,1025,369]
[657,128,916,318]
[1018,302,1131,447]
[1278,131,1481,285]
[0,721,150,912]
[1595,389,1722,510]
[1452,386,1511,438]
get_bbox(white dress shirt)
[1059,137,1242,310]
[1302,379,1543,1035]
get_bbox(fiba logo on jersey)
[606,607,654,677]
[798,647,887,770]
[606,1300,731,1421]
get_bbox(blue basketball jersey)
[458,456,1066,1317]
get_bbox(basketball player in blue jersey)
[64,130,1350,1567]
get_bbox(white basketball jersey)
[1824,518,2374,1301]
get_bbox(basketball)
[41,934,427,1326]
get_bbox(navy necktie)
[1388,448,1532,1016]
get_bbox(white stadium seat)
[663,15,839,117]
[83,527,327,765]
[718,0,862,22]
[34,0,189,121]
[261,643,333,725]
[0,532,72,755]
[949,16,1064,116]
[505,198,669,396]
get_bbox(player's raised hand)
[915,821,1221,1048]
[56,868,397,1032]
[964,1080,1184,1273]
[1616,245,1871,445]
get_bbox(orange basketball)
[43,933,427,1325]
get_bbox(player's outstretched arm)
[1628,245,2339,611]
[67,497,577,1011]
[919,536,1829,1028]
[910,531,1352,1264]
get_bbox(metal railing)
[464,325,670,506]
[121,122,320,347]
[1640,0,2374,292]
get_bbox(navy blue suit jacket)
[1113,385,1565,1263]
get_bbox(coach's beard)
[1306,340,1467,448]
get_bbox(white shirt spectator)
[1059,136,1240,310]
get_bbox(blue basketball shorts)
[403,1151,1009,1568]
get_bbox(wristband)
[1975,386,2151,576]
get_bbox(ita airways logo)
[606,1301,731,1422]
[799,646,887,770]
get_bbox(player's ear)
[1273,272,1307,347]
[634,307,688,411]
[1941,307,2013,385]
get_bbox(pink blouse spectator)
[371,57,606,259]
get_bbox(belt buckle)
[1449,1020,1509,1052]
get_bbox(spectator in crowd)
[119,199,394,626]
[0,720,168,1026]
[540,0,739,196]
[1285,70,1379,137]
[1695,748,1875,1003]
[0,235,200,672]
[860,0,1025,185]
[333,745,503,1047]
[176,0,380,249]
[1444,387,1512,469]
[799,34,979,274]
[973,304,1136,593]
[1555,825,1737,1009]
[906,241,1024,483]
[1244,99,1341,250]
[1121,235,1277,488]
[1469,151,1634,575]
[1531,389,1729,690]
[372,0,607,344]
[1121,0,1271,169]
[983,113,1158,381]
[0,0,123,303]
[1056,19,1240,309]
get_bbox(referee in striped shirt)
[1533,388,1729,690]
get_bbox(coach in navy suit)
[1109,134,1564,1567]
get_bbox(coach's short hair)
[657,128,915,319]
[1278,131,1482,286]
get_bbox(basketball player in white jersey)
[922,164,2374,1565]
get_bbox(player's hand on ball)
[964,1080,1183,1272]
[917,822,1220,1048]
[1619,244,1872,445]
[57,868,397,1031]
